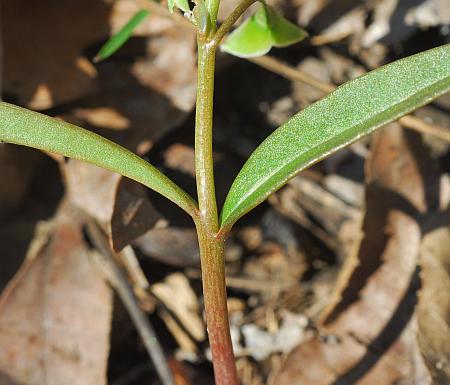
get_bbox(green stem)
[194,0,262,379]
[195,38,239,385]
[195,42,219,232]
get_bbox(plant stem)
[195,42,219,232]
[197,229,238,385]
[194,0,263,380]
[195,38,239,385]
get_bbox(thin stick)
[249,55,335,93]
[399,115,450,143]
[86,220,176,385]
[250,55,450,142]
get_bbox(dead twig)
[249,55,335,93]
[249,55,450,143]
[399,115,450,143]
[119,246,156,312]
[86,219,176,385]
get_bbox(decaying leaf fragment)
[417,227,450,383]
[0,204,112,385]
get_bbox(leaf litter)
[0,203,112,385]
[1,0,450,384]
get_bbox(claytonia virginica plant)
[0,0,449,384]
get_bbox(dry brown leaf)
[2,0,109,109]
[273,124,436,385]
[0,203,112,385]
[111,178,163,252]
[417,227,450,383]
[64,161,162,252]
[64,160,120,224]
[66,12,197,152]
[4,0,196,151]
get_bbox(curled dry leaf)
[273,124,436,385]
[111,177,163,252]
[64,161,163,252]
[417,227,450,383]
[0,204,112,385]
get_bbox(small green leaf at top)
[94,9,150,63]
[168,0,190,14]
[220,44,450,231]
[221,4,307,58]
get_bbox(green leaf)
[94,9,150,62]
[220,7,272,58]
[266,7,308,47]
[221,5,307,58]
[168,0,190,14]
[220,44,450,230]
[0,102,198,217]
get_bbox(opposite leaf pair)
[1,44,449,233]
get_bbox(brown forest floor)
[0,0,449,384]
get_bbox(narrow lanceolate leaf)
[220,44,450,230]
[94,9,150,62]
[0,102,198,216]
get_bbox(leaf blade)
[0,102,198,216]
[220,7,273,58]
[221,5,307,59]
[94,9,150,62]
[220,44,450,230]
[267,7,308,47]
